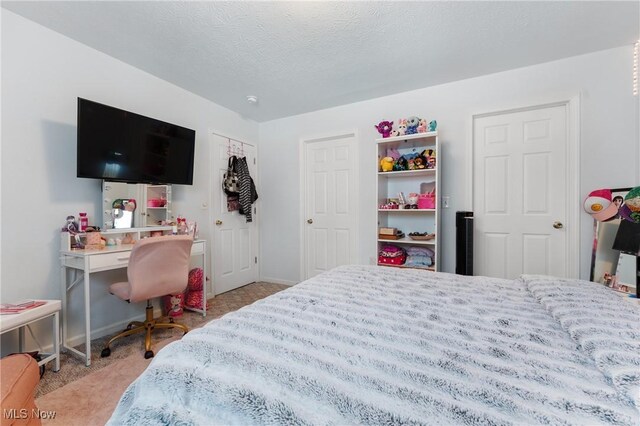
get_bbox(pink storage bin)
[418,191,436,209]
[147,198,166,207]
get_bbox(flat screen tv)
[77,98,195,185]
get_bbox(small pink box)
[147,199,165,207]
[418,192,436,209]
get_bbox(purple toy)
[375,120,394,138]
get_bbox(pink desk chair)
[101,235,193,359]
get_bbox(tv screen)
[77,98,195,185]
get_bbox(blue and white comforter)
[108,265,640,425]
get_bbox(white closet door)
[473,105,568,279]
[211,135,259,294]
[303,134,358,279]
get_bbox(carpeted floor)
[36,282,289,399]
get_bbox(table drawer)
[89,251,131,271]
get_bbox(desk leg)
[60,264,68,353]
[84,257,92,367]
[53,311,60,372]
[201,248,207,316]
[18,327,25,352]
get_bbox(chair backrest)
[127,235,193,303]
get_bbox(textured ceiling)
[3,1,639,122]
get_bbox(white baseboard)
[260,276,298,286]
[64,308,162,349]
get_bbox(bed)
[108,265,640,425]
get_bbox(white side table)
[0,300,61,372]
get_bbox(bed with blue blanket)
[108,265,640,425]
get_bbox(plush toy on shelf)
[429,120,438,132]
[418,118,427,133]
[375,120,394,138]
[386,147,401,160]
[391,119,407,137]
[406,116,420,135]
[380,156,394,172]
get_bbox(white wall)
[1,10,259,352]
[259,45,640,284]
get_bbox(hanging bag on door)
[223,156,240,195]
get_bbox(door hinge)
[253,157,256,165]
[254,206,256,214]
[255,256,258,264]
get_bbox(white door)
[473,105,568,279]
[303,134,358,279]
[211,134,259,294]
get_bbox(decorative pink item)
[187,268,204,291]
[147,199,165,207]
[375,121,394,138]
[185,290,204,309]
[583,189,617,222]
[418,191,436,209]
[163,293,184,317]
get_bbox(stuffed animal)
[414,157,425,169]
[380,157,394,172]
[406,116,420,134]
[62,215,79,234]
[375,120,394,138]
[408,159,415,170]
[428,120,437,132]
[394,119,407,136]
[393,156,408,171]
[418,118,427,133]
[386,148,401,160]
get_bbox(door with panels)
[211,134,259,294]
[473,105,568,279]
[303,134,358,279]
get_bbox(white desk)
[0,300,61,372]
[60,231,207,366]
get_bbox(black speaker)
[456,211,474,275]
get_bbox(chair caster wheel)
[101,348,111,358]
[144,350,154,359]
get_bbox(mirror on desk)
[589,187,636,294]
[102,181,172,229]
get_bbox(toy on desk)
[375,120,394,138]
[121,233,135,245]
[62,215,79,234]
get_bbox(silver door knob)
[553,221,563,229]
[215,220,223,225]
[307,219,313,224]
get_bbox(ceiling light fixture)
[247,95,258,104]
[634,40,638,96]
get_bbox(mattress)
[108,265,640,425]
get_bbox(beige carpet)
[36,282,289,425]
[37,337,177,426]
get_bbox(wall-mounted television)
[77,98,195,185]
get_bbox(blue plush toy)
[428,120,437,132]
[406,116,420,135]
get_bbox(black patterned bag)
[223,156,240,195]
